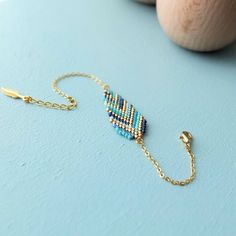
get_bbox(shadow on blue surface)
[131,0,156,7]
[196,42,236,65]
[172,41,236,69]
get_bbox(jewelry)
[1,72,196,186]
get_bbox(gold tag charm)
[0,88,23,99]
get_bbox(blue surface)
[0,1,236,236]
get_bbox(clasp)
[179,131,192,144]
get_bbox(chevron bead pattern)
[104,90,147,140]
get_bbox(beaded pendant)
[104,90,147,140]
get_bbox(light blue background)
[1,1,236,236]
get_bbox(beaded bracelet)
[1,72,196,186]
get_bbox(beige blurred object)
[156,0,236,51]
[137,0,155,4]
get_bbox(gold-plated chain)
[1,72,109,110]
[1,72,196,186]
[136,131,196,186]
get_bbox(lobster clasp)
[180,131,192,144]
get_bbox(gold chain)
[1,72,109,110]
[136,131,196,186]
[1,72,196,186]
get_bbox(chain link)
[23,72,109,110]
[136,135,196,186]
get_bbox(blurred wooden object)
[156,0,236,51]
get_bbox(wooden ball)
[156,0,236,51]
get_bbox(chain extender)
[1,72,109,110]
